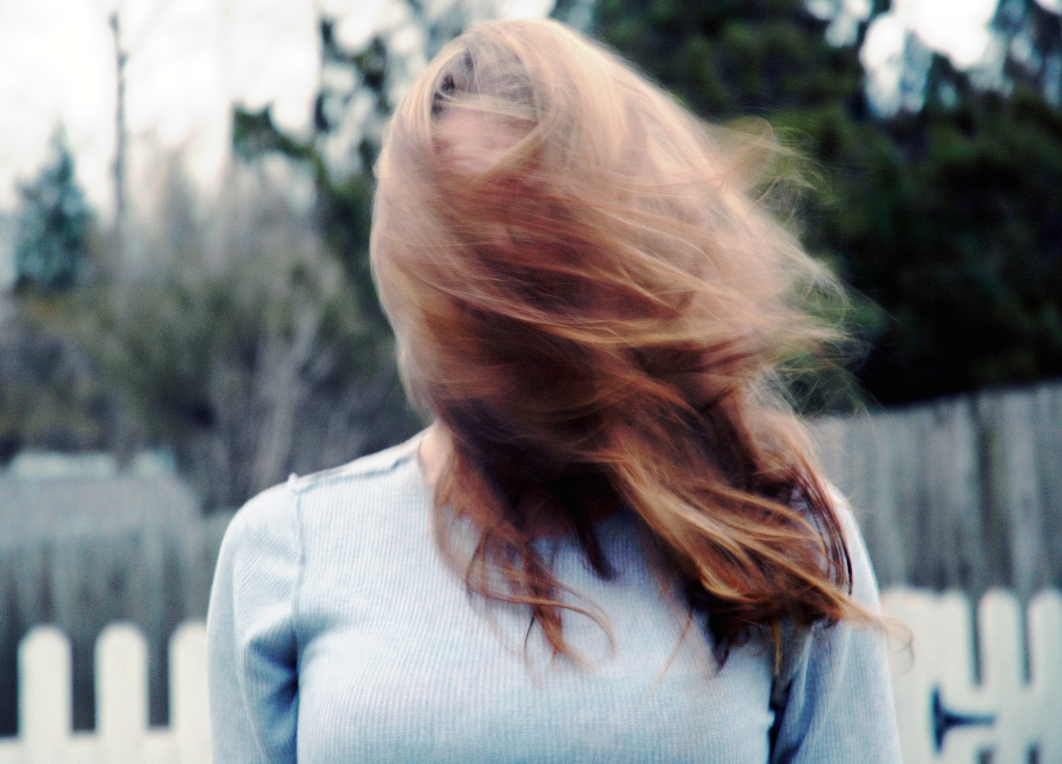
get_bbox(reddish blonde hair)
[371,18,868,660]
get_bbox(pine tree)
[14,129,93,291]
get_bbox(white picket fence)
[0,589,1060,764]
[883,588,1062,764]
[0,623,209,764]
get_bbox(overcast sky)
[0,0,551,221]
[0,0,1054,229]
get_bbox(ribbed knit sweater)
[206,431,901,763]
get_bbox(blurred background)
[0,0,1059,737]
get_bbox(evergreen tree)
[14,129,93,292]
[590,0,870,119]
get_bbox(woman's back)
[208,433,897,763]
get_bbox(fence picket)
[933,592,996,762]
[171,622,211,764]
[885,587,1062,764]
[978,591,1031,763]
[19,627,71,764]
[97,624,149,764]
[1,597,1060,763]
[881,589,936,763]
[1029,590,1062,763]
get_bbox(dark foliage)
[587,0,1062,404]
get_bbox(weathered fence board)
[1034,385,1062,596]
[979,393,1051,598]
[0,472,226,734]
[809,381,1062,600]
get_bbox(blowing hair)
[371,18,872,663]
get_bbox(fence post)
[18,627,72,764]
[978,392,1050,599]
[171,622,210,764]
[97,623,149,764]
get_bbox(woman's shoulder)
[223,430,429,548]
[293,430,426,492]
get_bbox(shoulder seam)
[288,475,306,659]
[287,430,426,493]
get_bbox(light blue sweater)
[207,431,901,763]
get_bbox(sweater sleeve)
[769,497,902,764]
[207,482,301,764]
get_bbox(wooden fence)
[1,589,1060,764]
[883,588,1062,763]
[0,466,218,733]
[1,380,1059,747]
[809,381,1062,601]
[0,623,209,764]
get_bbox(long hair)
[371,18,871,662]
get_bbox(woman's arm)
[769,495,902,764]
[207,482,302,764]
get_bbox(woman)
[207,18,901,763]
